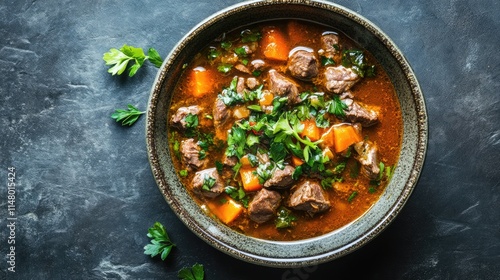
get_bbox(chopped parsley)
[275,207,297,229]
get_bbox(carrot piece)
[206,196,243,224]
[332,124,362,153]
[261,27,289,62]
[233,106,250,119]
[239,155,252,168]
[299,119,321,142]
[291,155,304,166]
[239,168,263,192]
[319,126,335,149]
[189,66,213,97]
[259,90,274,106]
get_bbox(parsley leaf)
[341,49,375,78]
[202,175,216,191]
[240,29,261,43]
[178,263,205,280]
[103,44,163,77]
[184,113,199,129]
[226,126,247,159]
[111,104,145,126]
[144,222,175,261]
[325,95,348,118]
[275,207,297,229]
[225,186,249,208]
[217,63,233,74]
[321,56,336,66]
[219,77,244,106]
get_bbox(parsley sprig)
[111,104,145,126]
[103,44,163,77]
[178,263,205,280]
[143,222,175,261]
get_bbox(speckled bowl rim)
[146,0,427,268]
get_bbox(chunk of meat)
[324,66,360,94]
[248,188,282,223]
[213,97,230,127]
[264,165,295,189]
[170,105,201,129]
[320,32,340,54]
[236,77,246,94]
[354,140,380,180]
[222,154,238,167]
[245,77,260,90]
[287,49,318,81]
[287,180,330,215]
[191,168,225,198]
[180,138,207,171]
[268,69,301,104]
[342,98,379,127]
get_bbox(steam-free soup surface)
[168,20,402,241]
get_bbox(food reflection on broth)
[168,20,402,241]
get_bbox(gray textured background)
[1,0,499,279]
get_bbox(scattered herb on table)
[103,44,163,77]
[143,222,175,261]
[178,263,205,280]
[111,104,145,126]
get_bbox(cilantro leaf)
[178,263,205,280]
[111,104,145,126]
[144,222,175,261]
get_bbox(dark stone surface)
[0,0,498,279]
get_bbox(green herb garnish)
[275,207,297,229]
[143,222,175,261]
[347,191,358,203]
[178,263,205,280]
[202,175,216,191]
[103,44,162,76]
[111,104,145,126]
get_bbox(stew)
[168,20,402,241]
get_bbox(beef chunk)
[287,49,318,81]
[248,188,282,223]
[264,165,295,189]
[320,32,340,54]
[342,98,379,127]
[222,154,238,167]
[170,105,201,129]
[235,64,251,74]
[213,97,230,127]
[180,138,207,171]
[354,140,380,180]
[287,180,330,215]
[245,77,260,90]
[324,66,360,94]
[236,76,246,94]
[268,69,301,104]
[191,168,225,198]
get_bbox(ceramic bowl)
[146,0,427,267]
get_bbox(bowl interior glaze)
[146,0,427,267]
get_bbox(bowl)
[146,0,427,267]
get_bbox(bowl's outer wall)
[146,0,427,268]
